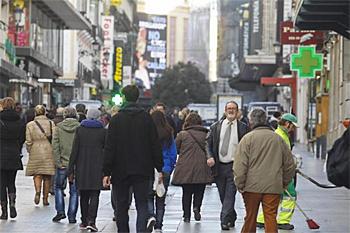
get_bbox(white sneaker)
[146,216,156,232]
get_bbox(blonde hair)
[35,105,46,116]
[1,97,15,110]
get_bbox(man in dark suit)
[206,101,249,230]
[103,85,163,233]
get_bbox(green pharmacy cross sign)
[290,46,323,78]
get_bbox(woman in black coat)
[67,109,106,232]
[0,97,25,220]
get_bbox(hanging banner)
[8,0,30,47]
[100,16,115,82]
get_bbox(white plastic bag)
[156,182,166,197]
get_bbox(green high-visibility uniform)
[257,126,296,224]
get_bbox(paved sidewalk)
[0,144,349,232]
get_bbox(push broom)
[285,190,320,229]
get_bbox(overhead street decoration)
[290,46,323,79]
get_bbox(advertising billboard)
[135,13,167,90]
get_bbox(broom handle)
[284,189,310,220]
[297,170,337,189]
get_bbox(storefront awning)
[0,59,27,80]
[295,0,350,39]
[32,0,92,31]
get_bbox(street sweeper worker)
[256,113,299,230]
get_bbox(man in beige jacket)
[233,108,296,233]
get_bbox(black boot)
[8,194,17,218]
[0,201,8,220]
[193,207,201,221]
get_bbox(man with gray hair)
[233,108,296,233]
[52,107,80,223]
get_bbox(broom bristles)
[306,219,320,229]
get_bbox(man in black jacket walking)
[206,101,249,230]
[103,85,163,233]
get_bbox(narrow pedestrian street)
[0,144,348,233]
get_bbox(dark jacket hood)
[80,119,104,128]
[57,118,80,132]
[119,102,144,116]
[0,109,20,121]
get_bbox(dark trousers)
[80,190,100,224]
[113,175,150,233]
[147,173,171,229]
[241,192,280,233]
[111,185,133,218]
[215,162,237,224]
[0,170,17,202]
[181,184,206,219]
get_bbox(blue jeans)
[147,173,170,230]
[54,168,78,221]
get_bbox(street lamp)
[92,41,100,53]
[273,42,281,55]
[273,42,283,71]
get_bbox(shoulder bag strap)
[49,121,52,136]
[187,130,206,153]
[34,120,49,140]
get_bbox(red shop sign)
[280,21,323,45]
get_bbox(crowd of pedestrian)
[0,87,319,233]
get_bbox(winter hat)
[87,109,101,120]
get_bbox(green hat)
[281,113,299,127]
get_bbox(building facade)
[0,0,27,99]
[0,0,93,108]
[295,0,350,156]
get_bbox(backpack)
[326,127,350,189]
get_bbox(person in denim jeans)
[147,110,177,232]
[52,107,80,223]
[54,168,78,222]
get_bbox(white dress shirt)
[219,119,239,163]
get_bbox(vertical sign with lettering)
[100,16,114,82]
[113,40,123,86]
[249,0,262,54]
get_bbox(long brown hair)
[183,112,202,129]
[151,110,173,147]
